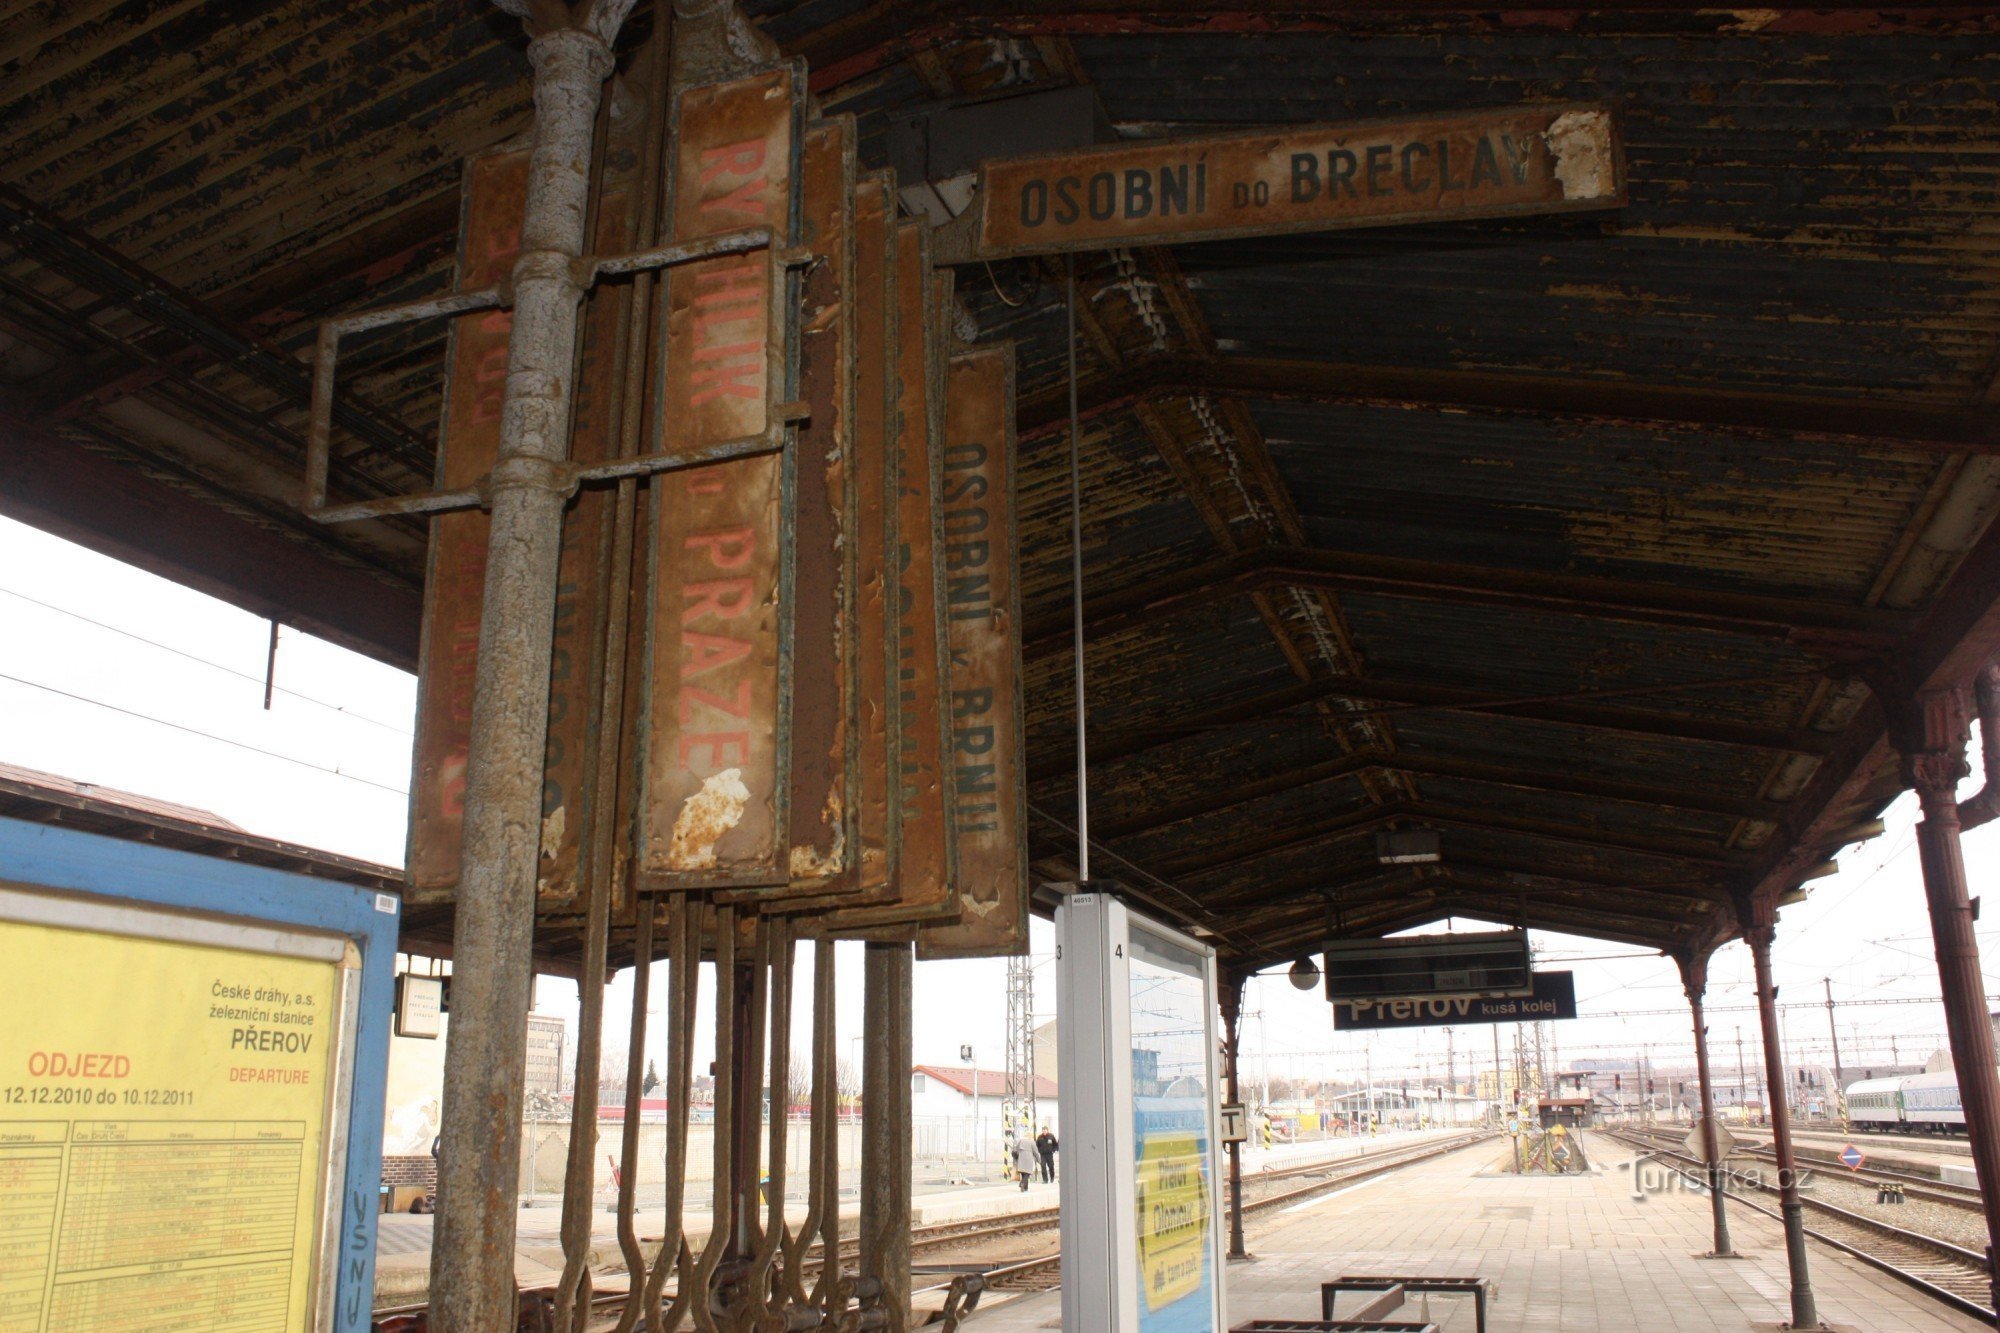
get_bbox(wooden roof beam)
[1023,547,1908,652]
[800,5,2000,95]
[1014,354,2000,458]
[1028,671,1839,783]
[1156,800,1752,878]
[1086,748,1790,843]
[1237,894,1684,968]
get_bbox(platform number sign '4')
[1840,1144,1865,1171]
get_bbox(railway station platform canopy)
[4,1,2000,971]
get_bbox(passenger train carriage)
[1845,1071,1966,1132]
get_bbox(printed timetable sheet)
[0,916,341,1332]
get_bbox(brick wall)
[382,1155,437,1189]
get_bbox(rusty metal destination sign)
[411,150,617,907]
[406,153,521,899]
[784,118,860,891]
[822,232,958,932]
[639,67,800,891]
[975,103,1622,257]
[919,348,1028,960]
[786,172,900,918]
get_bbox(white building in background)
[909,1065,1060,1167]
[912,1065,1058,1124]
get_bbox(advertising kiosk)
[0,817,396,1331]
[1057,892,1226,1332]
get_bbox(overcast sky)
[4,512,1996,1098]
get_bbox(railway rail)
[373,1132,1492,1328]
[1616,1123,1984,1210]
[1606,1128,1995,1322]
[912,1130,1497,1318]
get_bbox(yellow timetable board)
[0,915,343,1332]
[1134,1129,1210,1312]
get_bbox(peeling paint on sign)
[670,767,752,869]
[639,65,801,890]
[1547,109,1615,201]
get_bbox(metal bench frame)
[1323,1275,1491,1333]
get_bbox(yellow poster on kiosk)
[0,912,344,1331]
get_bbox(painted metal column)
[1743,907,1817,1329]
[1898,685,2000,1314]
[431,5,633,1329]
[1219,969,1248,1261]
[1677,950,1733,1258]
[861,941,913,1329]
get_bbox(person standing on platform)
[1011,1134,1038,1191]
[1035,1125,1058,1183]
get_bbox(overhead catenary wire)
[0,584,411,734]
[0,670,407,797]
[1027,802,1261,956]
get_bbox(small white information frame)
[1057,893,1225,1333]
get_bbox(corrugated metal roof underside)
[1256,399,1944,602]
[1087,33,2000,403]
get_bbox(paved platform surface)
[968,1133,1992,1331]
[373,1127,1470,1305]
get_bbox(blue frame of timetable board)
[0,816,396,1332]
[1056,892,1226,1333]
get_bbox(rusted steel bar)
[301,224,778,524]
[432,6,636,1326]
[639,895,702,1332]
[789,940,838,1311]
[1677,950,1733,1258]
[734,920,771,1266]
[553,781,617,1326]
[604,26,676,1320]
[1896,685,2000,1313]
[310,415,790,524]
[559,91,626,1322]
[1743,903,1817,1329]
[586,226,782,278]
[749,918,796,1319]
[303,286,503,511]
[612,910,654,1319]
[860,941,913,1330]
[691,905,738,1333]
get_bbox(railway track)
[912,1130,1497,1309]
[1617,1123,1984,1210]
[375,1133,1493,1327]
[908,1131,1493,1260]
[1607,1128,1996,1321]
